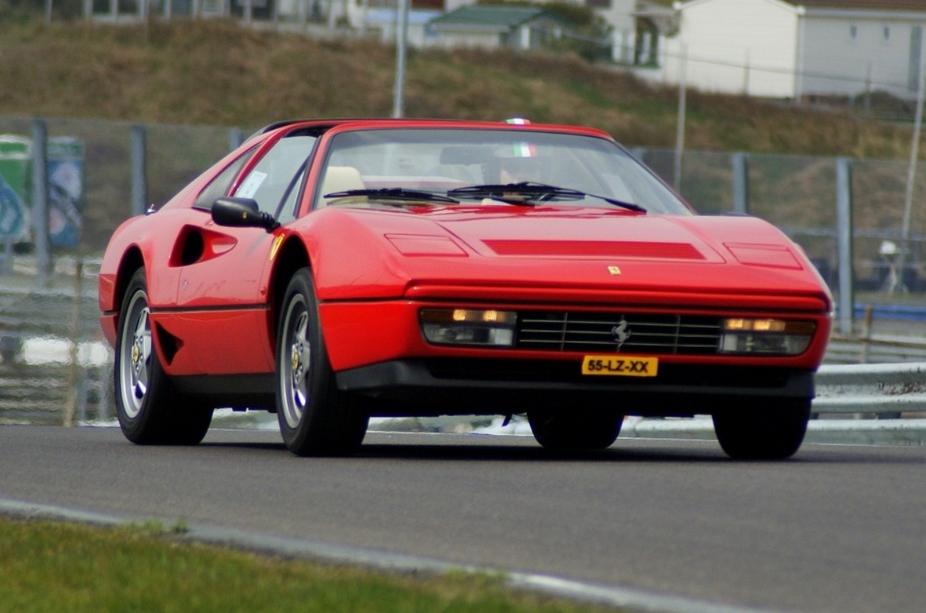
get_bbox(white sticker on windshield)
[236,171,268,199]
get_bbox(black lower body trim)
[335,359,815,417]
[171,374,275,411]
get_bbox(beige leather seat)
[320,166,367,207]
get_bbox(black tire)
[276,268,369,456]
[114,269,213,445]
[712,398,811,460]
[527,409,623,451]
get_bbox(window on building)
[850,24,858,40]
[884,26,891,41]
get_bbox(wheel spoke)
[118,293,155,419]
[132,308,151,399]
[291,312,308,403]
[283,305,311,428]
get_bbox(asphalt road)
[1,425,925,613]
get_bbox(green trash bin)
[0,136,30,244]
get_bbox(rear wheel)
[712,398,810,460]
[115,269,212,445]
[527,409,623,451]
[276,268,369,456]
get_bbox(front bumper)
[336,358,815,417]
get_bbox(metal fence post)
[732,152,749,214]
[229,127,245,151]
[64,258,83,427]
[131,124,148,217]
[31,118,52,285]
[836,157,854,335]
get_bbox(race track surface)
[1,425,924,613]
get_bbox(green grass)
[0,517,620,613]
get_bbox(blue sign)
[0,174,25,239]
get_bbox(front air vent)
[154,323,182,365]
[484,239,705,260]
[168,227,205,267]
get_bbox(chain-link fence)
[0,115,243,253]
[0,115,243,426]
[640,148,926,297]
[2,114,926,425]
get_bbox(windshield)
[318,128,692,215]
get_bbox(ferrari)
[98,118,832,459]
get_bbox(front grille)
[517,311,722,355]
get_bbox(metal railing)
[813,361,926,416]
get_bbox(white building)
[644,0,926,100]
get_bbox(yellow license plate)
[581,355,658,377]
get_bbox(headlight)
[719,319,816,355]
[420,308,517,347]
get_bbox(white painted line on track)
[0,497,791,613]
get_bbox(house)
[426,5,562,50]
[362,7,444,47]
[84,0,655,63]
[629,0,677,65]
[641,0,926,100]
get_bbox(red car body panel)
[298,206,831,372]
[99,118,832,419]
[153,309,275,375]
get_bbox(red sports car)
[99,118,832,459]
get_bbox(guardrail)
[0,257,109,426]
[813,361,926,416]
[825,333,926,364]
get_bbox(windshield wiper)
[447,182,647,213]
[324,188,460,205]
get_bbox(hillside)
[0,18,920,160]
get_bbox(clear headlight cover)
[719,319,816,355]
[420,308,517,347]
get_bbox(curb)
[0,497,788,613]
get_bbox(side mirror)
[211,197,279,231]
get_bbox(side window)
[193,147,256,211]
[232,135,317,217]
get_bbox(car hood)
[310,206,832,310]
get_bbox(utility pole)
[392,0,410,119]
[897,36,926,294]
[673,44,687,193]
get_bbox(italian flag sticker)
[512,142,537,158]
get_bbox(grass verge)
[0,18,919,160]
[0,516,620,613]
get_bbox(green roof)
[429,5,548,30]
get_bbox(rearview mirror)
[439,146,492,165]
[211,197,279,231]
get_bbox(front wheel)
[712,398,811,460]
[114,269,212,445]
[276,268,369,456]
[527,409,623,451]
